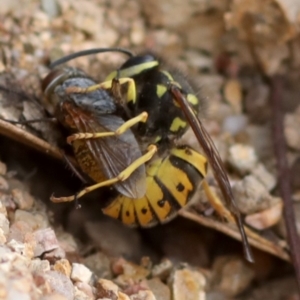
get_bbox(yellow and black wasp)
[48,48,253,262]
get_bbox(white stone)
[29,258,50,273]
[71,263,92,283]
[228,144,258,174]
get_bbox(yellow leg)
[65,77,136,104]
[202,180,235,223]
[67,111,148,144]
[51,144,157,203]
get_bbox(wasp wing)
[171,86,254,263]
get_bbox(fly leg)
[51,145,157,203]
[66,111,148,144]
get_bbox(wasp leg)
[66,111,148,144]
[202,180,235,223]
[65,77,136,104]
[51,144,157,203]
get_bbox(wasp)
[49,48,253,262]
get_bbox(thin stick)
[270,76,300,293]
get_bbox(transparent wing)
[67,103,146,199]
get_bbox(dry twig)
[270,76,300,293]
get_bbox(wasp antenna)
[50,47,135,69]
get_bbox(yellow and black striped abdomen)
[102,146,207,227]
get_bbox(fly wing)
[72,107,146,199]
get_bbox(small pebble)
[73,286,91,300]
[232,175,279,214]
[96,278,119,299]
[53,259,72,277]
[14,209,48,231]
[172,269,206,300]
[245,200,283,230]
[119,292,131,300]
[151,259,173,280]
[212,256,255,297]
[228,144,258,174]
[32,228,59,257]
[33,273,51,294]
[71,263,93,283]
[6,238,26,253]
[84,252,112,279]
[147,278,171,300]
[43,271,74,300]
[74,282,94,299]
[8,221,34,243]
[29,258,51,273]
[114,260,150,287]
[11,188,34,210]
